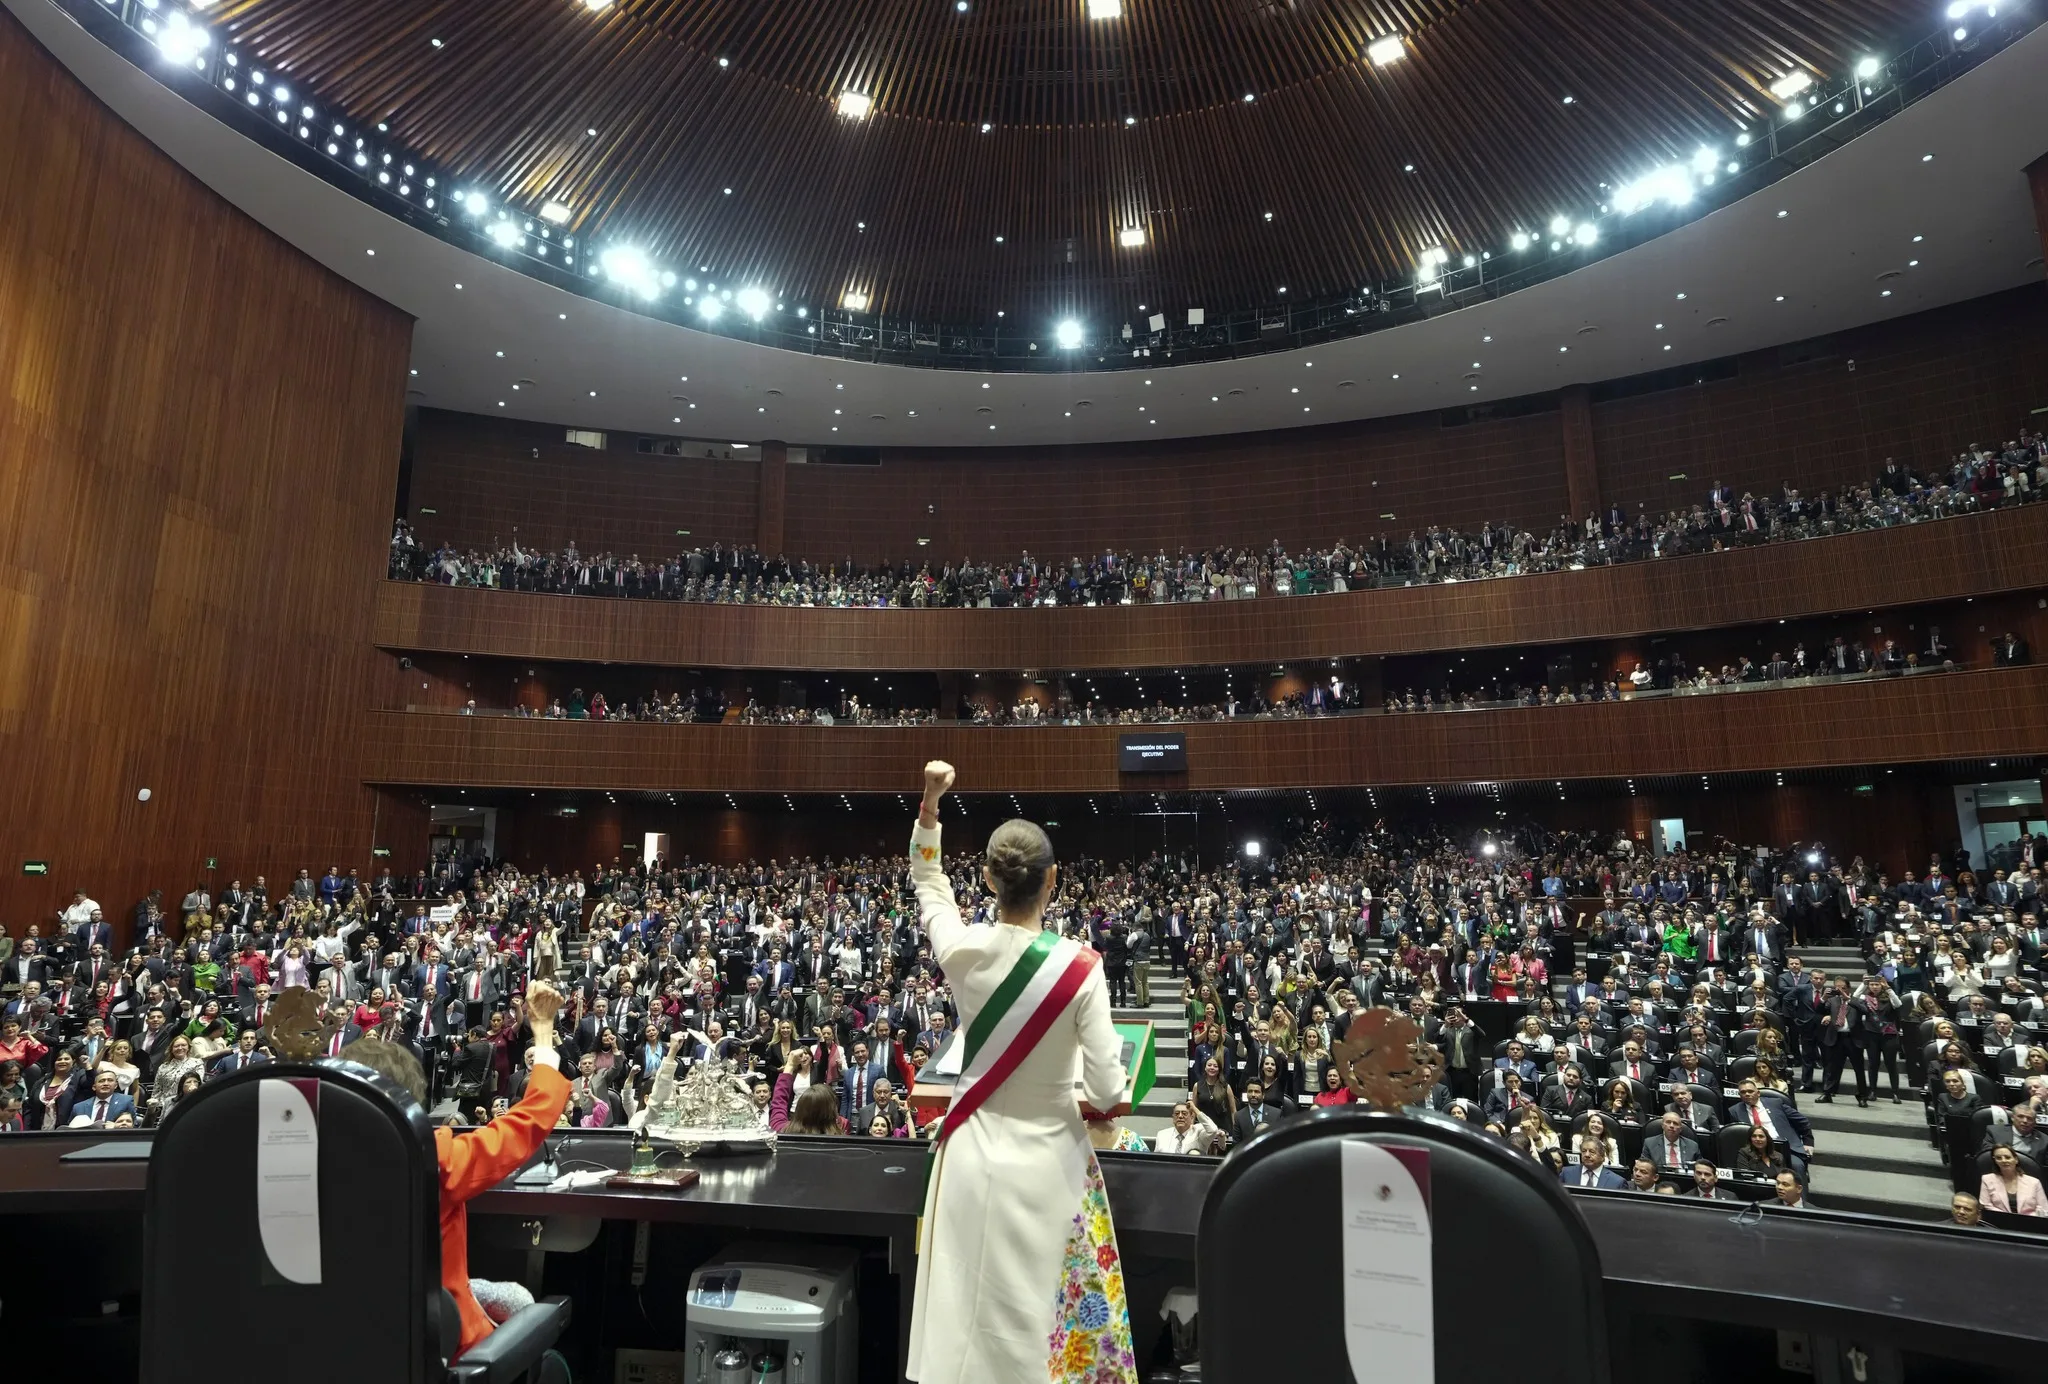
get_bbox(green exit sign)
[205,857,218,870]
[22,861,48,876]
[372,847,393,858]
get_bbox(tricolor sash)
[934,928,1099,1146]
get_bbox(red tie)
[1751,1105,1764,1128]
[94,1100,108,1123]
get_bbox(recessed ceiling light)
[365,248,375,256]
[837,90,873,119]
[1675,293,1687,300]
[1776,209,1788,218]
[1483,335,1492,342]
[1881,289,1892,297]
[1243,92,1255,102]
[718,57,729,68]
[1775,295,1784,302]
[1367,35,1406,65]
[587,127,597,136]
[1087,0,1123,15]
[1403,164,1415,173]
[1913,234,1924,242]
[1561,94,1575,104]
[723,187,733,195]
[1921,153,1934,162]
[1118,225,1145,247]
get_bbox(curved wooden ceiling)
[209,0,1923,323]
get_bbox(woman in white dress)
[907,761,1136,1384]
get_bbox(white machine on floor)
[682,1243,859,1384]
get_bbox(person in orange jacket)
[341,980,571,1356]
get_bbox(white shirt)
[62,899,101,927]
[1154,1124,1211,1155]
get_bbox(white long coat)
[905,822,1128,1384]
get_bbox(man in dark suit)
[67,1070,135,1128]
[1541,1066,1597,1122]
[1682,1160,1738,1200]
[854,1078,914,1136]
[1776,958,1821,1090]
[1644,1112,1703,1177]
[1230,1080,1289,1143]
[1560,1139,1626,1190]
[209,1029,270,1078]
[838,1042,888,1121]
[2,942,47,996]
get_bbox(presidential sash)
[935,928,1099,1146]
[918,926,1099,1255]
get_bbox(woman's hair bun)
[985,819,1055,912]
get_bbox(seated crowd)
[434,619,2025,730]
[389,431,2046,609]
[3,821,2044,1226]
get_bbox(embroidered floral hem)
[1047,1153,1139,1384]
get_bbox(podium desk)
[909,1020,1155,1123]
[4,1125,2047,1382]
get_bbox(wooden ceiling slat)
[204,0,1931,322]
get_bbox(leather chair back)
[142,1060,443,1383]
[1199,1107,1610,1384]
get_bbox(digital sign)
[1117,732,1187,773]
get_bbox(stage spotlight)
[1055,319,1084,348]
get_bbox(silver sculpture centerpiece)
[642,1055,776,1156]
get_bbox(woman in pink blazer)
[1978,1143,2048,1215]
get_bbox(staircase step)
[1807,1165,1954,1221]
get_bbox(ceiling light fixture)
[1118,226,1145,248]
[1086,0,1122,17]
[1768,70,1814,100]
[841,289,870,311]
[1055,319,1084,349]
[836,90,873,120]
[539,201,572,225]
[735,286,772,319]
[1367,36,1406,66]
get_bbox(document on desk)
[1340,1141,1432,1384]
[256,1078,322,1284]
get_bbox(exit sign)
[205,857,218,870]
[22,861,48,876]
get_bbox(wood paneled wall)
[404,287,2048,566]
[362,665,2048,794]
[374,503,2048,672]
[0,12,412,940]
[1594,291,2048,516]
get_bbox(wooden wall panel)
[373,503,2048,672]
[403,288,2048,567]
[1593,290,2048,516]
[362,665,2048,794]
[410,402,1569,562]
[0,12,412,940]
[408,410,763,556]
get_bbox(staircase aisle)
[1115,961,1194,1143]
[1789,945,1956,1220]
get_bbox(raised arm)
[909,761,968,964]
[441,983,570,1202]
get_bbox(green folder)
[1114,1021,1157,1108]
